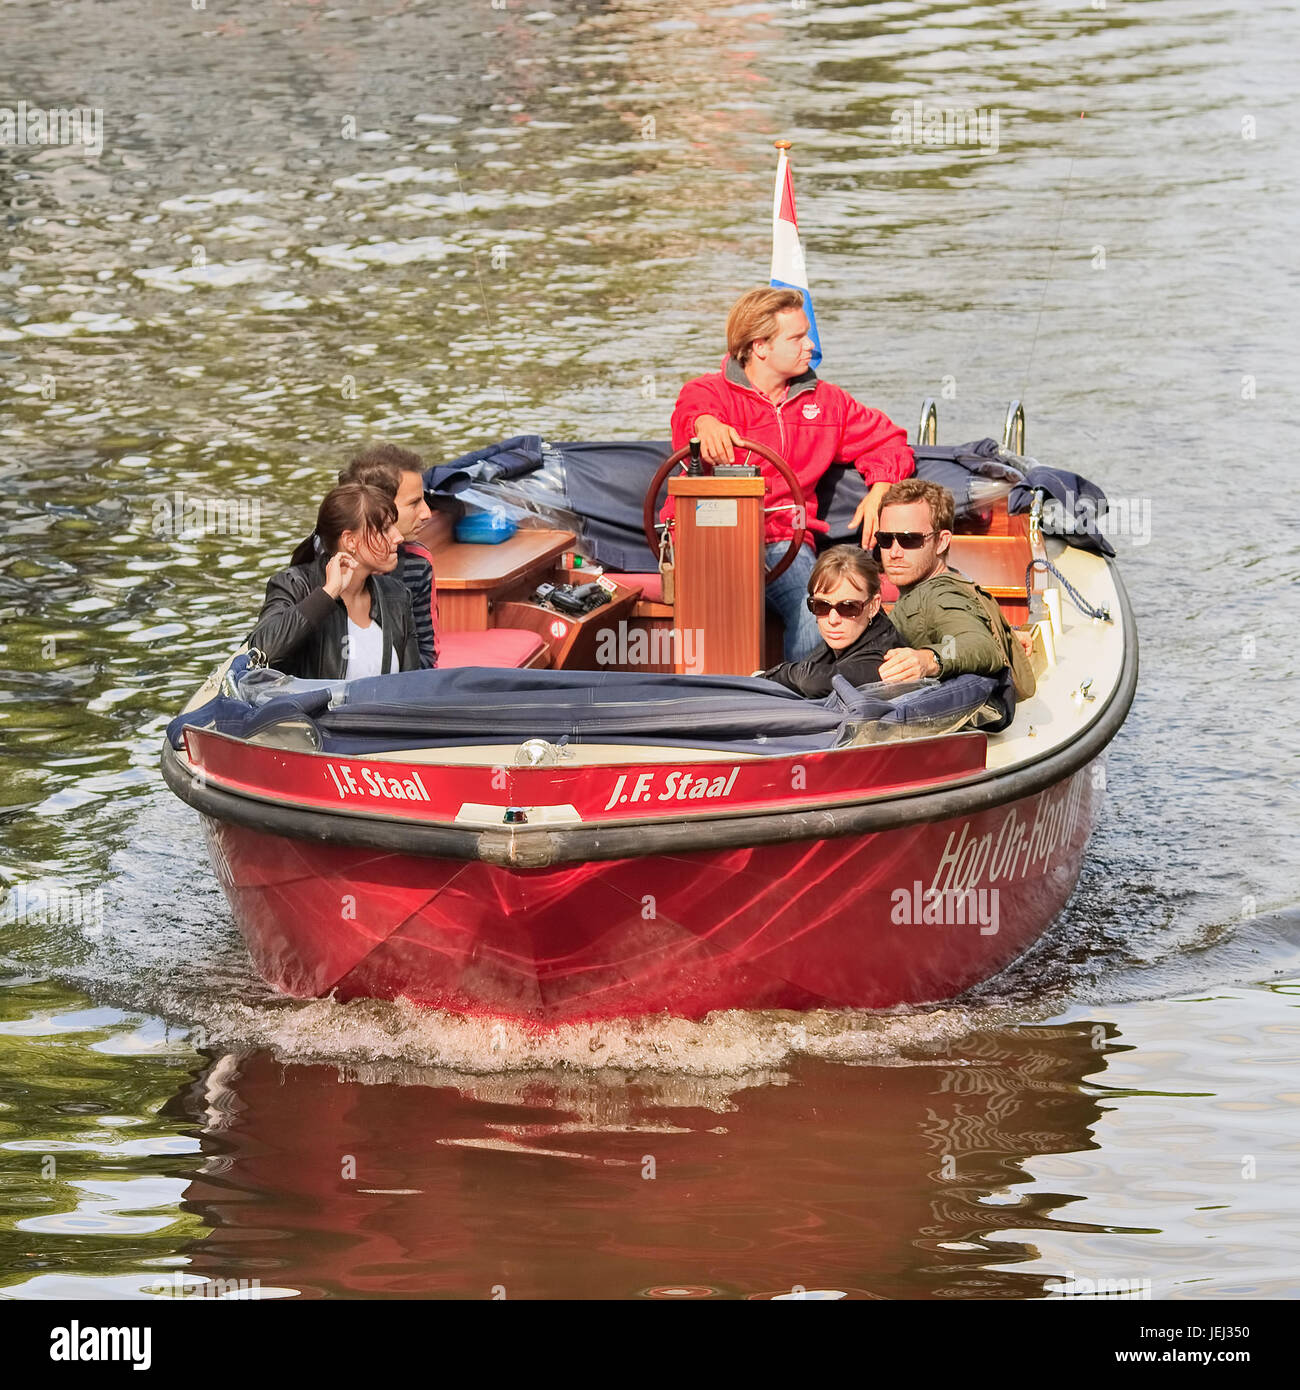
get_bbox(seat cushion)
[606,571,662,602]
[439,628,547,669]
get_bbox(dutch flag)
[769,141,822,370]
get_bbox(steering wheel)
[642,437,808,584]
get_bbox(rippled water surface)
[2,0,1299,1299]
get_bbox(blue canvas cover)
[167,657,1003,757]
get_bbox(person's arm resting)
[921,596,1008,677]
[837,394,914,542]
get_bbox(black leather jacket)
[247,554,419,680]
[762,608,906,697]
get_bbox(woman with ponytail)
[248,483,419,680]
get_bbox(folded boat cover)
[166,660,1004,757]
[1008,466,1117,557]
[423,435,1103,572]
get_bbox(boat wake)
[145,992,1025,1077]
[12,790,1300,1078]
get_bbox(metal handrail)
[917,397,938,446]
[1002,400,1025,454]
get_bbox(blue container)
[454,512,518,545]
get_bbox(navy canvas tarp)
[167,660,1002,758]
[553,441,677,573]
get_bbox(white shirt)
[345,615,398,681]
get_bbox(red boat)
[161,410,1137,1024]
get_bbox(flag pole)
[772,139,791,230]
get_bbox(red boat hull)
[201,762,1102,1022]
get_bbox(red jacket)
[664,358,914,544]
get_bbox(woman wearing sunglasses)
[758,546,905,697]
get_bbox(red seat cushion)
[439,628,546,669]
[606,571,662,603]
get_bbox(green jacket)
[888,571,1009,678]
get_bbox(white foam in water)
[140,990,1006,1077]
[87,891,1300,1080]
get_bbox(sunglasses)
[806,596,871,619]
[873,530,937,550]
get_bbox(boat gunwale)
[168,724,991,828]
[159,563,1138,869]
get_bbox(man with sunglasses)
[875,480,1032,697]
[760,546,905,697]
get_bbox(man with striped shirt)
[339,445,439,668]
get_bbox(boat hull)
[200,761,1102,1022]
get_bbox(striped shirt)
[398,542,437,668]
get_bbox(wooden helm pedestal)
[666,474,766,675]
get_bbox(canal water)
[2,0,1298,1299]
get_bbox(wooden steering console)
[641,438,809,583]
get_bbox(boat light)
[503,807,528,824]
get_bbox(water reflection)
[4,979,1296,1301]
[168,1022,1134,1300]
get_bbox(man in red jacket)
[666,287,914,660]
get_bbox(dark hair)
[339,443,427,497]
[289,482,398,567]
[808,545,882,599]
